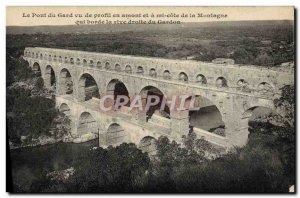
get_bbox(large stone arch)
[77,111,99,137]
[106,79,130,108]
[139,85,170,122]
[105,123,127,146]
[239,105,287,146]
[44,65,56,90]
[138,136,158,155]
[59,103,71,116]
[77,73,100,102]
[58,68,74,95]
[188,95,226,137]
[32,62,42,77]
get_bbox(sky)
[6,6,294,26]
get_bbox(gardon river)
[8,139,98,192]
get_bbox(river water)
[8,139,97,192]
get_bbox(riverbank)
[9,134,74,150]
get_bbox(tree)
[66,143,150,192]
[274,85,294,127]
[254,52,274,66]
[35,77,44,90]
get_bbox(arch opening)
[139,86,170,121]
[76,58,81,65]
[106,123,126,146]
[196,74,207,84]
[149,68,157,78]
[77,112,98,136]
[59,103,71,116]
[89,60,94,67]
[115,64,121,71]
[243,106,287,144]
[189,95,225,137]
[45,65,56,91]
[237,79,250,92]
[258,82,274,96]
[105,62,110,70]
[179,72,188,82]
[97,61,101,68]
[163,70,171,80]
[106,79,130,108]
[216,77,228,88]
[125,65,132,74]
[59,68,73,95]
[137,66,144,75]
[83,59,87,66]
[78,73,100,101]
[138,136,157,155]
[32,62,41,77]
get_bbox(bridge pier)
[99,132,108,147]
[57,71,68,95]
[44,73,52,89]
[170,109,190,140]
[224,123,249,147]
[77,78,86,102]
[138,95,148,124]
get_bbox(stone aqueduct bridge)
[23,47,293,149]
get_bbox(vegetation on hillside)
[7,21,294,66]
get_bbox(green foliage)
[35,77,44,90]
[254,52,274,66]
[7,87,57,143]
[6,53,33,86]
[6,51,58,144]
[274,85,295,127]
[6,21,294,66]
[65,143,150,192]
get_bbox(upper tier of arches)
[24,47,293,97]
